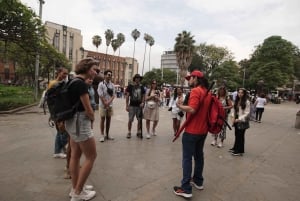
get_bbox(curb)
[0,103,39,114]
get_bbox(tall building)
[45,21,83,71]
[161,51,178,73]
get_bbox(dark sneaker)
[173,186,192,198]
[190,180,204,190]
[228,148,234,152]
[232,152,243,156]
[136,133,143,139]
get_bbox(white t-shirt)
[256,97,267,108]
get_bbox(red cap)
[185,70,204,80]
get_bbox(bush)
[0,84,36,111]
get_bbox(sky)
[21,0,300,74]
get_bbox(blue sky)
[21,0,300,74]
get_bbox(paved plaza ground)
[0,98,300,201]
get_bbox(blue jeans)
[54,131,68,154]
[181,132,207,193]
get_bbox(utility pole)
[34,0,45,100]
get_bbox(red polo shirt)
[185,86,210,135]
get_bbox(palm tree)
[116,33,125,84]
[174,31,196,86]
[111,39,119,55]
[148,36,155,72]
[142,33,151,75]
[92,35,102,52]
[116,33,125,57]
[104,29,114,70]
[131,29,140,79]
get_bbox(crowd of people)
[45,58,269,200]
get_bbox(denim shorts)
[128,106,143,122]
[65,112,94,142]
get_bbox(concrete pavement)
[0,98,300,201]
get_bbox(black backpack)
[46,78,81,121]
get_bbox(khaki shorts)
[99,107,113,117]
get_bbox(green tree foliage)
[142,68,176,87]
[210,60,241,90]
[92,35,101,51]
[195,43,233,78]
[174,31,195,86]
[0,0,45,53]
[189,53,205,72]
[0,0,69,85]
[248,36,298,90]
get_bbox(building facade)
[85,51,138,87]
[45,21,83,71]
[161,51,178,73]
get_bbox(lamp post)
[242,66,246,88]
[34,0,45,100]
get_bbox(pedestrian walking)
[229,88,250,156]
[254,93,267,123]
[173,70,210,199]
[97,70,115,142]
[65,58,98,201]
[125,74,146,139]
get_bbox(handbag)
[235,121,250,130]
[147,100,156,109]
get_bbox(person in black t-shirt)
[125,74,145,139]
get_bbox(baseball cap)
[185,70,204,80]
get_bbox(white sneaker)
[152,131,157,136]
[217,142,223,148]
[99,136,105,142]
[53,153,66,159]
[69,185,94,197]
[146,133,151,139]
[70,189,96,201]
[106,135,114,140]
[211,140,217,146]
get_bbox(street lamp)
[34,0,45,100]
[242,66,246,88]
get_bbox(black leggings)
[256,108,264,121]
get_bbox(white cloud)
[21,0,300,73]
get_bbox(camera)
[178,111,184,117]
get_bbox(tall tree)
[148,36,155,72]
[0,0,45,53]
[142,33,151,75]
[210,60,241,90]
[131,28,140,79]
[116,33,125,84]
[248,36,297,90]
[111,39,119,55]
[196,43,233,78]
[104,29,114,70]
[174,31,195,85]
[116,33,125,56]
[92,35,101,52]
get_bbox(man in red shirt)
[173,70,210,199]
